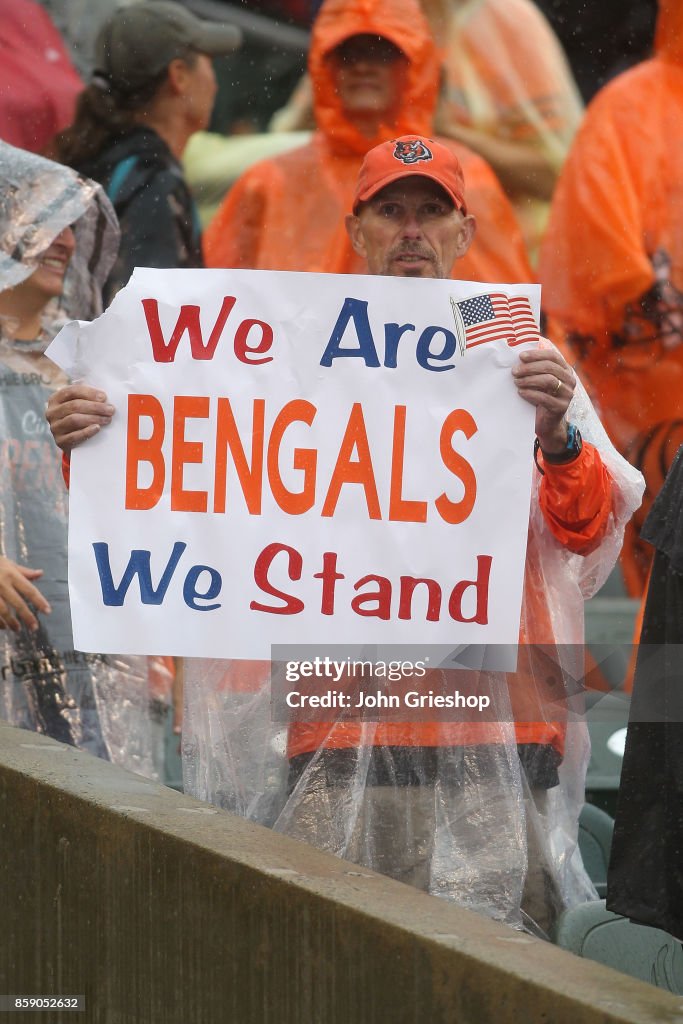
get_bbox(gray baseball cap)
[95,1,242,93]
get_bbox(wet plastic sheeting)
[183,364,644,931]
[0,143,159,777]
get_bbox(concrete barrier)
[0,720,681,1024]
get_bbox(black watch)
[534,424,582,474]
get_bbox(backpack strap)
[105,154,167,222]
[105,155,140,204]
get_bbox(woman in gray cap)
[56,1,240,303]
[0,141,161,775]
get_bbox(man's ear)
[455,213,477,258]
[345,213,367,258]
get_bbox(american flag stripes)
[449,292,539,355]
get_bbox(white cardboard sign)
[47,268,540,660]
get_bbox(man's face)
[329,34,407,120]
[345,177,476,279]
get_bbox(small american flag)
[449,292,539,354]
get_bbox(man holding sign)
[46,136,642,933]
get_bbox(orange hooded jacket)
[539,0,683,594]
[203,0,533,285]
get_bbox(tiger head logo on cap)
[393,138,433,165]
[353,134,466,213]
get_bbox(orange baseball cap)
[353,135,467,214]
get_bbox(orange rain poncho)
[434,0,583,261]
[204,0,533,285]
[539,0,683,596]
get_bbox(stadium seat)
[553,900,683,993]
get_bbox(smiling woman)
[0,141,163,776]
[0,227,76,342]
[0,146,117,336]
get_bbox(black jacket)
[78,127,203,303]
[607,445,683,937]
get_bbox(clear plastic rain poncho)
[0,142,163,776]
[182,355,643,933]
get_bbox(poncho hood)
[656,0,683,65]
[0,141,119,322]
[309,0,439,156]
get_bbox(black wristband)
[534,424,582,474]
